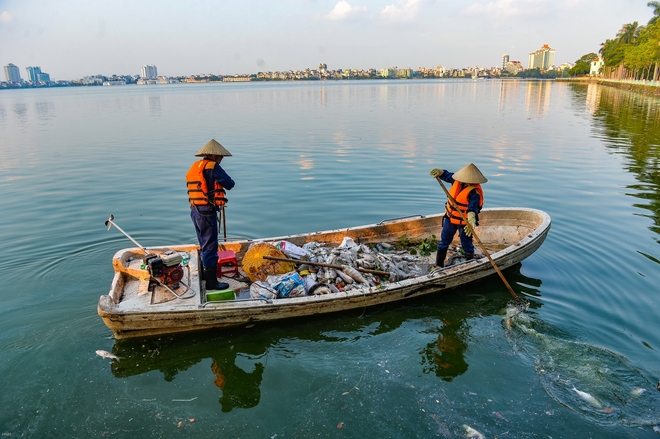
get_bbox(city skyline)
[0,44,577,85]
[2,50,571,86]
[0,0,652,80]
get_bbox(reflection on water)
[35,101,55,121]
[211,351,264,412]
[584,83,660,241]
[147,96,161,116]
[420,264,543,382]
[13,102,28,127]
[110,265,542,411]
[524,80,553,117]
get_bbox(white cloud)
[0,10,12,23]
[326,1,367,21]
[463,0,547,18]
[380,0,424,22]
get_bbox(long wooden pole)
[221,205,227,242]
[435,177,522,304]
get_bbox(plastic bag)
[338,237,358,250]
[272,240,311,259]
[250,281,278,300]
[266,271,306,298]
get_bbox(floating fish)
[96,350,120,361]
[630,387,646,397]
[572,386,602,408]
[462,424,485,439]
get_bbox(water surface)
[1,79,659,437]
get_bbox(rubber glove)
[429,168,443,178]
[464,211,477,237]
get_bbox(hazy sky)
[0,0,653,80]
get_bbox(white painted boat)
[98,207,550,339]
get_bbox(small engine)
[144,252,184,285]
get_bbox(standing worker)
[429,163,487,268]
[186,139,235,290]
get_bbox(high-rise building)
[502,54,509,70]
[4,63,22,83]
[141,65,158,79]
[528,44,555,70]
[25,66,42,83]
[37,72,51,83]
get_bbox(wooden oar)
[435,176,523,305]
[262,255,391,277]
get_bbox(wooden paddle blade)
[242,243,296,282]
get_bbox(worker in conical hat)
[186,139,235,290]
[429,163,487,268]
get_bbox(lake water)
[1,79,660,438]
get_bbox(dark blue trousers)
[190,207,218,268]
[437,216,475,255]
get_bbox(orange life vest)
[445,181,484,225]
[186,159,227,207]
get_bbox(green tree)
[516,68,541,78]
[617,21,640,44]
[624,22,660,78]
[648,1,660,24]
[600,38,625,66]
[570,52,598,75]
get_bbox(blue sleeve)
[467,190,481,213]
[213,164,235,190]
[439,170,455,185]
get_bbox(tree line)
[572,1,660,79]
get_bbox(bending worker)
[429,163,487,268]
[186,139,235,290]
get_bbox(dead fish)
[572,386,602,408]
[96,350,120,361]
[462,424,485,439]
[312,285,331,295]
[342,265,368,284]
[357,258,375,269]
[630,387,646,397]
[335,269,355,284]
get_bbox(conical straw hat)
[195,139,232,157]
[452,163,488,184]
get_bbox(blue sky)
[0,0,653,80]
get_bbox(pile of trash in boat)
[247,237,436,300]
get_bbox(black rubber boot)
[204,265,220,290]
[435,248,447,268]
[465,253,475,261]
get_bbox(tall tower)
[502,54,509,70]
[528,44,555,70]
[26,66,42,83]
[141,65,158,79]
[4,63,21,83]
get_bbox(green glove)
[430,168,443,178]
[464,211,477,237]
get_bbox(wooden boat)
[98,207,551,339]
